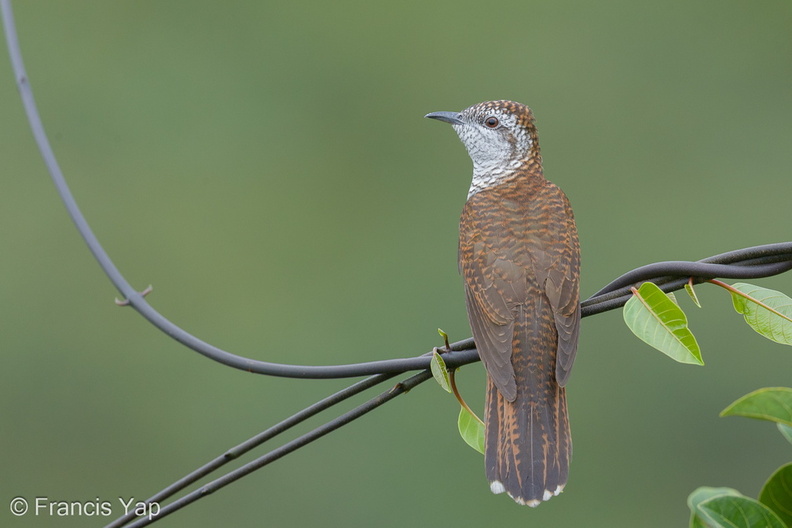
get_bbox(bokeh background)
[2,1,792,527]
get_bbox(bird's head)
[425,100,540,178]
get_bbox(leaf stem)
[448,369,484,426]
[707,279,792,324]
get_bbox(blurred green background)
[2,1,792,526]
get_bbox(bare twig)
[106,370,432,528]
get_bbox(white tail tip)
[490,481,506,494]
[490,481,566,506]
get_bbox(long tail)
[484,305,571,506]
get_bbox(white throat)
[467,158,524,198]
[451,122,534,199]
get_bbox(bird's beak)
[424,111,464,125]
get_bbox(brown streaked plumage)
[426,101,580,506]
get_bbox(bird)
[425,100,580,507]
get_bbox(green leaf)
[778,423,792,445]
[623,282,704,365]
[457,406,485,454]
[720,387,792,426]
[688,487,743,528]
[760,463,792,527]
[685,282,702,308]
[430,351,452,393]
[667,291,679,305]
[730,283,792,345]
[698,495,786,528]
[437,327,450,349]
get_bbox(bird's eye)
[484,116,499,128]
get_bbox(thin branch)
[103,372,399,528]
[590,245,792,297]
[582,256,792,317]
[107,370,433,528]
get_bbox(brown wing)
[459,178,580,398]
[462,254,522,401]
[545,192,580,387]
